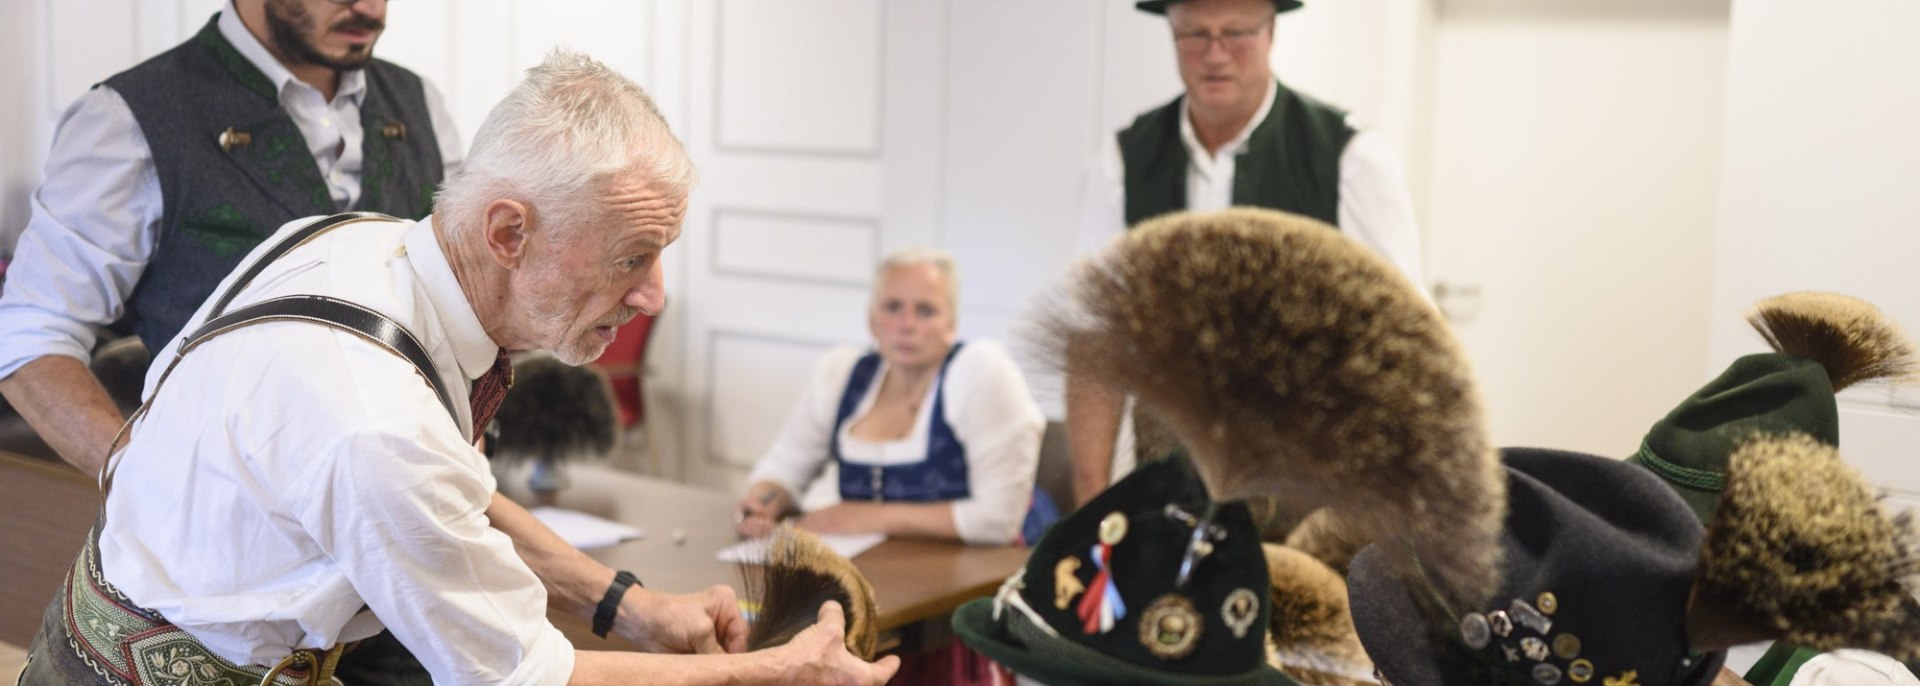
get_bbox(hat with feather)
[1032,207,1507,615]
[1628,291,1918,685]
[1629,291,1918,523]
[953,456,1287,685]
[1349,437,1920,686]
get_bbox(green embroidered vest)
[1118,79,1354,228]
[105,15,444,354]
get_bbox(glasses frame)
[1171,22,1272,57]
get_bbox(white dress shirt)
[1076,79,1425,288]
[746,341,1046,545]
[99,216,573,686]
[0,2,463,380]
[1791,650,1920,686]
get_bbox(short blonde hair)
[873,247,960,311]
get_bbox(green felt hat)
[1136,0,1303,16]
[1627,353,1838,523]
[1628,291,1917,524]
[953,457,1294,686]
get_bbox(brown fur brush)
[1748,291,1918,391]
[739,525,880,659]
[1687,433,1920,659]
[1037,207,1505,611]
[1264,544,1376,686]
[1283,507,1376,575]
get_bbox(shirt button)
[321,118,332,127]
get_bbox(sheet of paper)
[715,532,886,564]
[530,506,645,550]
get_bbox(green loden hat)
[953,457,1294,686]
[1628,291,1916,524]
[1136,0,1303,16]
[1627,353,1838,523]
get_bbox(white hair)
[436,48,696,238]
[874,247,960,310]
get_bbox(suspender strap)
[207,211,396,319]
[101,212,454,491]
[184,295,454,418]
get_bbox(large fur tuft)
[740,525,880,659]
[1692,433,1920,659]
[1264,544,1375,686]
[1283,507,1376,575]
[1035,208,1505,610]
[1748,291,1918,392]
[491,352,620,464]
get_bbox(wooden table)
[0,451,100,646]
[497,464,1030,652]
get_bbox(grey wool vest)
[105,15,444,355]
[1118,79,1354,228]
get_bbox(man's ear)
[482,199,532,269]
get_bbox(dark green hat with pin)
[1628,291,1916,523]
[1136,0,1304,15]
[953,457,1292,686]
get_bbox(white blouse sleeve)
[943,340,1046,545]
[745,347,865,499]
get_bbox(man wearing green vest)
[1067,0,1426,506]
[0,0,459,477]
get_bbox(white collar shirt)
[98,215,573,686]
[1176,76,1280,213]
[218,2,368,209]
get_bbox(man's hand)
[765,601,900,685]
[616,585,749,654]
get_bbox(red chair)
[590,313,656,428]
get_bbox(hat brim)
[1136,0,1304,15]
[953,599,1294,686]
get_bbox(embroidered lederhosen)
[20,213,450,686]
[833,343,972,503]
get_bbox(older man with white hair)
[21,50,897,686]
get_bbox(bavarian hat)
[1137,0,1304,15]
[1629,291,1915,522]
[953,457,1293,686]
[1351,439,1920,686]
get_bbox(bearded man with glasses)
[1067,0,1427,508]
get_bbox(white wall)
[1711,0,1920,511]
[7,1,1912,501]
[1425,0,1732,456]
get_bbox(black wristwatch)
[591,570,642,639]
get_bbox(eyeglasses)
[320,0,388,5]
[1172,25,1269,56]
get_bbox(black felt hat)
[1349,448,1727,686]
[953,457,1293,686]
[1136,0,1303,16]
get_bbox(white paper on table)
[715,532,886,564]
[530,506,645,550]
